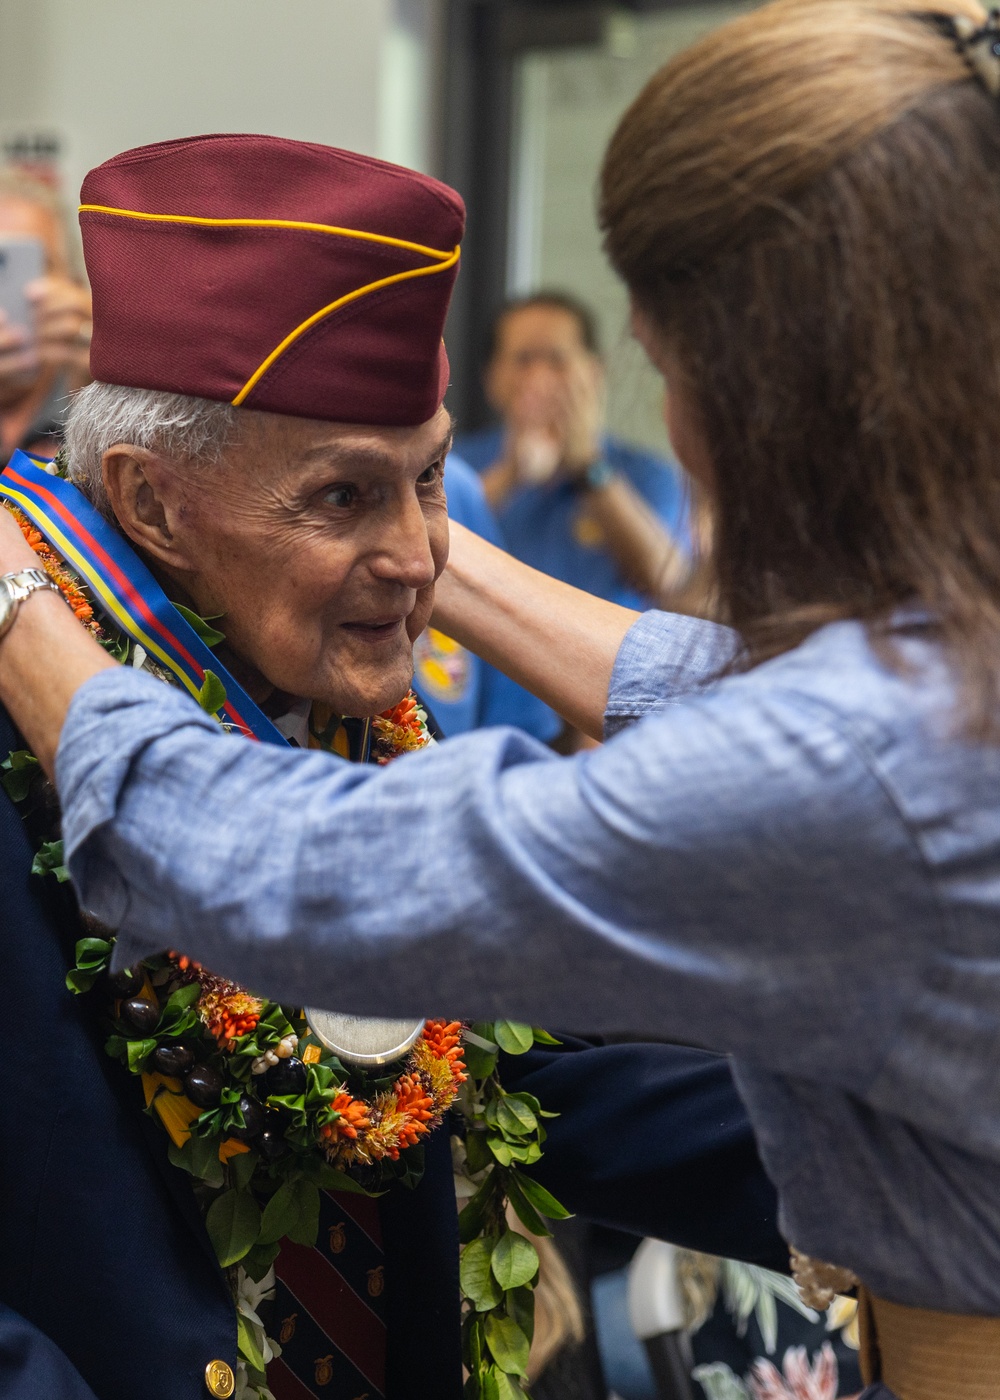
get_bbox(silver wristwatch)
[0,568,60,641]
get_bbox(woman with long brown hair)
[2,2,1000,1396]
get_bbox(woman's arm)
[432,521,639,739]
[0,507,113,774]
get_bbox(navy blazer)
[0,707,786,1399]
[0,707,461,1400]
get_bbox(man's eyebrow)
[433,424,455,464]
[300,443,394,470]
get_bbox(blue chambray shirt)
[57,610,1000,1314]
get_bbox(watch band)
[0,568,60,641]
[582,458,616,492]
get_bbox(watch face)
[0,579,16,639]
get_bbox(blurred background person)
[416,453,563,742]
[0,169,91,463]
[454,292,691,613]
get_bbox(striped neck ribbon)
[0,449,287,746]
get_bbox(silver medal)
[304,1009,425,1067]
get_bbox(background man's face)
[136,406,451,717]
[485,304,598,419]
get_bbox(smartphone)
[0,236,44,348]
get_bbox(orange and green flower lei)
[2,462,567,1400]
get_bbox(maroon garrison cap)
[78,134,465,426]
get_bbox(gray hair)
[65,382,244,519]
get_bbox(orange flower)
[10,506,96,627]
[196,975,263,1049]
[421,1020,467,1075]
[172,953,203,974]
[372,690,430,762]
[393,1073,436,1125]
[321,1091,371,1144]
[379,692,421,731]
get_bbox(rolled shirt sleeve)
[604,608,738,734]
[55,609,927,1099]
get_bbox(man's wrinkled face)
[117,407,452,717]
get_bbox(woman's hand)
[0,503,115,775]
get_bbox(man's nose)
[368,494,437,590]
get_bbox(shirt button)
[204,1359,235,1398]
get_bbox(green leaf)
[465,1128,493,1176]
[285,1179,321,1247]
[31,839,69,883]
[464,1314,485,1375]
[75,936,114,968]
[65,936,115,993]
[104,632,132,663]
[206,1187,261,1268]
[502,1138,542,1165]
[306,1161,375,1195]
[65,968,95,993]
[463,1042,498,1081]
[173,603,226,648]
[1,749,38,802]
[493,1370,524,1400]
[163,980,201,1014]
[230,1149,258,1192]
[507,1285,535,1345]
[484,1314,530,1377]
[479,1372,501,1400]
[490,1230,539,1290]
[236,1311,265,1371]
[516,1172,572,1221]
[487,1135,515,1167]
[492,1021,534,1055]
[242,1239,281,1283]
[197,669,228,716]
[531,1027,561,1045]
[459,1174,498,1244]
[258,1179,302,1246]
[460,1236,503,1311]
[496,1096,537,1137]
[504,1174,551,1239]
[167,1132,225,1188]
[125,1037,157,1072]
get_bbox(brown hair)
[600,0,1000,733]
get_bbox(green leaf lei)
[4,465,569,1398]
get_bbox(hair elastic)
[944,8,1000,97]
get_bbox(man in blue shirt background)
[413,453,562,741]
[454,291,690,612]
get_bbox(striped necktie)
[269,709,383,1397]
[268,1189,387,1399]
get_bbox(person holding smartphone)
[0,167,92,463]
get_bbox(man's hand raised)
[27,275,93,383]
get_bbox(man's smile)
[340,614,407,643]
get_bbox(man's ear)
[101,445,197,573]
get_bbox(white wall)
[509,4,754,456]
[0,0,439,217]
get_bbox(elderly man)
[0,135,785,1400]
[0,133,468,1400]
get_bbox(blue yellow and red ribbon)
[0,449,286,745]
